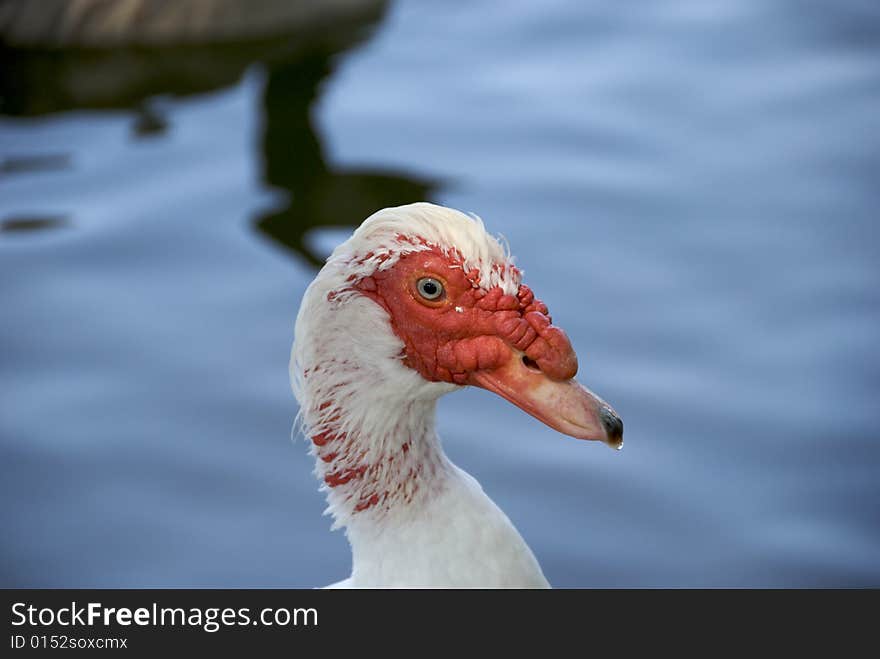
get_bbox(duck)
[0,0,385,47]
[291,202,623,588]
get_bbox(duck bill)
[469,353,623,450]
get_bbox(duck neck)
[309,393,453,530]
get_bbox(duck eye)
[416,277,444,301]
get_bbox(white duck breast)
[291,203,622,589]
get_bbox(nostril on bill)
[521,355,541,372]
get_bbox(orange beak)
[469,349,623,450]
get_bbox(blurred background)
[1,0,878,588]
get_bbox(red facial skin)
[354,247,623,448]
[356,249,576,385]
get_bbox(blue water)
[1,0,879,587]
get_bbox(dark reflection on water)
[0,0,433,264]
[0,154,71,175]
[1,0,878,588]
[0,215,70,233]
[255,51,434,266]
